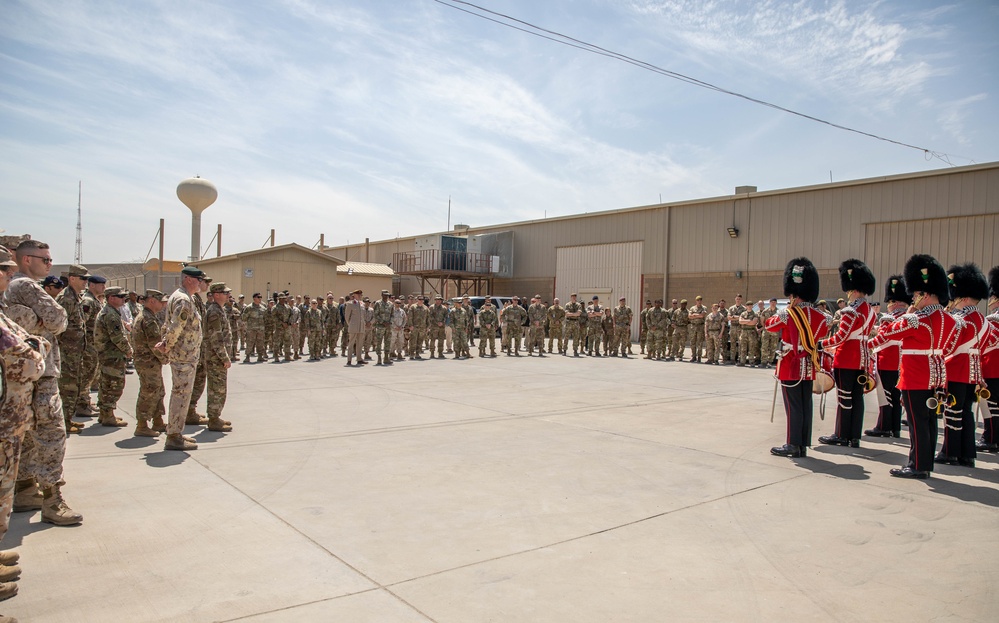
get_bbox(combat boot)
[40,484,83,526]
[207,417,232,432]
[376,354,382,365]
[134,419,160,437]
[12,480,41,513]
[151,416,167,432]
[0,581,18,602]
[186,412,209,425]
[75,402,95,418]
[0,552,18,566]
[165,434,198,451]
[99,410,127,427]
[0,566,19,583]
[65,419,83,434]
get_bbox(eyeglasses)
[25,255,54,265]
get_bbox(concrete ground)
[5,345,998,622]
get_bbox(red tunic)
[871,309,905,371]
[945,306,987,385]
[766,305,829,382]
[979,313,999,378]
[868,305,960,391]
[821,299,875,370]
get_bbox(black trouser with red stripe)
[874,369,902,435]
[983,377,999,445]
[782,380,814,448]
[901,389,937,472]
[940,382,976,460]
[834,368,866,441]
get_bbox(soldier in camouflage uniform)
[602,308,615,353]
[670,299,690,361]
[362,298,375,359]
[242,293,267,362]
[585,296,604,356]
[644,299,669,360]
[55,264,91,434]
[263,299,276,356]
[727,295,747,364]
[505,297,526,356]
[408,296,428,360]
[427,295,448,358]
[612,297,633,357]
[477,298,499,357]
[639,300,652,354]
[325,295,341,357]
[77,275,105,416]
[737,301,761,367]
[184,276,210,425]
[687,295,708,362]
[204,283,234,431]
[527,295,546,356]
[156,266,205,450]
[288,298,302,360]
[132,289,168,436]
[450,298,473,359]
[371,290,394,365]
[225,296,241,362]
[758,297,780,368]
[562,294,584,356]
[704,303,725,364]
[306,299,324,360]
[272,294,293,362]
[390,298,407,360]
[94,286,131,427]
[665,299,678,355]
[546,298,565,354]
[234,294,247,353]
[1,245,49,588]
[5,240,82,526]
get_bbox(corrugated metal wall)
[866,214,999,283]
[556,241,643,341]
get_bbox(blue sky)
[2,0,997,264]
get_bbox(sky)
[1,0,997,265]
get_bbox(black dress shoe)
[818,435,849,446]
[890,431,901,438]
[958,458,976,468]
[975,440,999,453]
[934,453,959,465]
[901,419,910,426]
[770,444,803,458]
[800,446,807,457]
[864,428,892,438]
[890,466,929,479]
[849,439,860,448]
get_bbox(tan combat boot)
[0,566,18,584]
[40,485,83,526]
[207,417,232,432]
[75,402,95,417]
[151,416,167,432]
[165,434,197,451]
[0,581,18,602]
[99,409,126,427]
[185,412,209,425]
[0,552,18,567]
[134,419,160,437]
[12,480,41,513]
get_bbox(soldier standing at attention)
[562,294,583,356]
[704,303,725,364]
[546,298,565,354]
[687,296,708,362]
[612,297,633,357]
[759,298,780,368]
[325,294,341,357]
[272,294,293,363]
[976,268,999,453]
[362,297,375,359]
[343,290,365,366]
[77,274,105,417]
[865,276,911,438]
[132,289,168,437]
[409,295,428,360]
[585,296,604,356]
[372,290,394,366]
[670,299,690,361]
[478,297,499,357]
[527,295,546,356]
[55,265,91,434]
[235,294,247,354]
[717,299,729,361]
[638,300,650,354]
[506,297,527,356]
[263,299,276,357]
[738,302,761,367]
[155,266,204,451]
[203,283,234,432]
[450,297,472,359]
[427,295,447,359]
[183,275,211,426]
[242,293,267,362]
[664,299,679,359]
[288,296,302,360]
[602,308,615,353]
[224,295,240,362]
[94,286,131,427]
[306,298,324,361]
[727,295,747,364]
[390,298,407,360]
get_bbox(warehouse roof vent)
[453,224,470,233]
[735,185,757,194]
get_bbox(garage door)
[556,241,643,342]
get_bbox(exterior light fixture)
[727,227,739,238]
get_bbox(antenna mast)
[74,180,83,263]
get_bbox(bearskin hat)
[883,274,912,305]
[783,257,820,303]
[904,254,949,306]
[839,258,876,295]
[947,263,989,302]
[990,266,999,300]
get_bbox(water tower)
[176,176,218,261]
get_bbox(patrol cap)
[144,289,167,301]
[381,290,390,296]
[463,295,470,300]
[66,264,91,278]
[680,299,688,304]
[619,296,626,301]
[88,275,107,284]
[351,289,362,295]
[180,265,204,278]
[394,299,403,304]
[362,296,370,302]
[770,297,777,302]
[203,276,213,283]
[0,245,15,268]
[105,286,125,297]
[836,298,845,304]
[513,295,520,300]
[695,295,702,300]
[209,282,231,294]
[238,294,245,299]
[434,295,443,300]
[570,293,578,297]
[41,275,65,288]
[591,295,598,300]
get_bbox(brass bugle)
[978,387,992,400]
[857,373,869,387]
[927,396,940,410]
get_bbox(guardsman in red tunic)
[976,266,999,453]
[817,259,877,448]
[936,263,990,468]
[767,257,829,458]
[869,254,960,479]
[866,274,912,438]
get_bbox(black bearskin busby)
[904,254,950,306]
[947,263,989,302]
[990,266,999,300]
[883,274,912,305]
[839,258,876,295]
[783,257,820,304]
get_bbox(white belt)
[901,349,943,355]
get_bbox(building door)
[556,241,643,342]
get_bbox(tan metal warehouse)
[328,162,999,339]
[336,261,396,298]
[193,243,343,300]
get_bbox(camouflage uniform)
[639,305,651,353]
[0,310,47,541]
[758,306,780,367]
[602,310,615,352]
[408,302,428,358]
[670,304,690,360]
[727,302,747,363]
[687,302,708,362]
[78,288,102,413]
[449,304,472,358]
[738,307,761,365]
[288,303,302,359]
[235,299,247,352]
[477,303,498,356]
[306,304,324,360]
[362,303,375,357]
[94,299,131,424]
[665,304,678,349]
[562,299,584,355]
[527,301,546,355]
[325,300,342,357]
[372,297,394,363]
[504,302,526,355]
[612,303,633,356]
[390,304,407,358]
[645,305,670,359]
[132,305,167,430]
[163,287,203,437]
[427,301,448,357]
[272,300,293,362]
[704,309,725,364]
[55,282,87,429]
[546,303,565,354]
[203,294,232,426]
[225,301,241,361]
[186,292,209,423]
[242,301,267,361]
[263,302,276,355]
[585,302,604,355]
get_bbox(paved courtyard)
[6,348,998,622]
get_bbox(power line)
[433,0,970,167]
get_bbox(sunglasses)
[26,255,54,265]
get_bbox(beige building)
[336,261,396,298]
[193,243,343,300]
[328,161,999,341]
